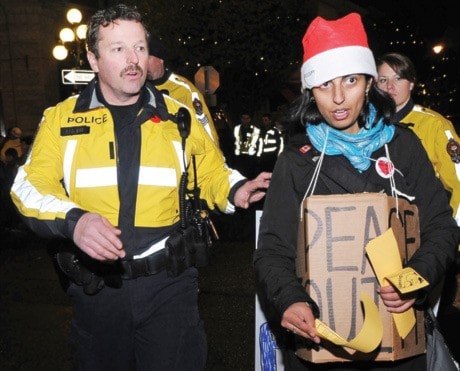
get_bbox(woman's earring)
[365,91,369,105]
[309,96,316,104]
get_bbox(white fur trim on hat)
[301,45,377,90]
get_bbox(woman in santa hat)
[254,12,459,370]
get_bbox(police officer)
[233,112,260,178]
[146,33,220,144]
[256,113,284,172]
[377,52,460,226]
[11,4,270,370]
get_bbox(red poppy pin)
[150,115,161,123]
[375,157,395,178]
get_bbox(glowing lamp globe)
[76,24,87,40]
[66,8,82,24]
[59,27,75,42]
[53,45,68,60]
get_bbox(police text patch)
[61,126,90,136]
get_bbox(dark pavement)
[0,224,257,371]
[0,223,459,371]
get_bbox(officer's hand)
[234,171,271,208]
[73,212,125,261]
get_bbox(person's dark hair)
[86,4,147,58]
[286,75,396,135]
[148,32,168,60]
[376,52,417,84]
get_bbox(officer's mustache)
[120,65,143,77]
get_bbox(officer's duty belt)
[120,249,167,279]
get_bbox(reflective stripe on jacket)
[11,80,244,256]
[256,127,284,157]
[156,72,220,143]
[234,124,260,156]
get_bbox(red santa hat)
[300,13,377,91]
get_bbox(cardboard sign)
[296,193,426,363]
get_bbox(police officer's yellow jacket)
[397,100,460,225]
[11,80,244,258]
[154,70,220,144]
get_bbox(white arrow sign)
[62,69,95,85]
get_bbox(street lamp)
[52,8,87,67]
[432,44,444,55]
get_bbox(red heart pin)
[375,157,394,178]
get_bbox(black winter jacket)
[254,124,460,318]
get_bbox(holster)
[165,226,196,277]
[54,250,105,295]
[191,224,211,267]
[188,200,219,262]
[164,210,218,277]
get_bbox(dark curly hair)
[86,4,148,58]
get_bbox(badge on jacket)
[375,157,395,178]
[446,138,460,164]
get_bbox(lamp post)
[52,8,87,68]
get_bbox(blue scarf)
[306,104,395,172]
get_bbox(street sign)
[194,66,220,95]
[61,69,95,85]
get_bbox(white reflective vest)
[234,124,260,156]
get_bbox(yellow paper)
[314,292,383,353]
[365,228,421,339]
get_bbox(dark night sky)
[350,0,459,45]
[72,0,460,53]
[68,0,460,115]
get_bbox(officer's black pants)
[67,267,207,371]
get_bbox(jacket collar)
[73,77,174,123]
[73,78,103,112]
[148,67,172,86]
[394,98,414,122]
